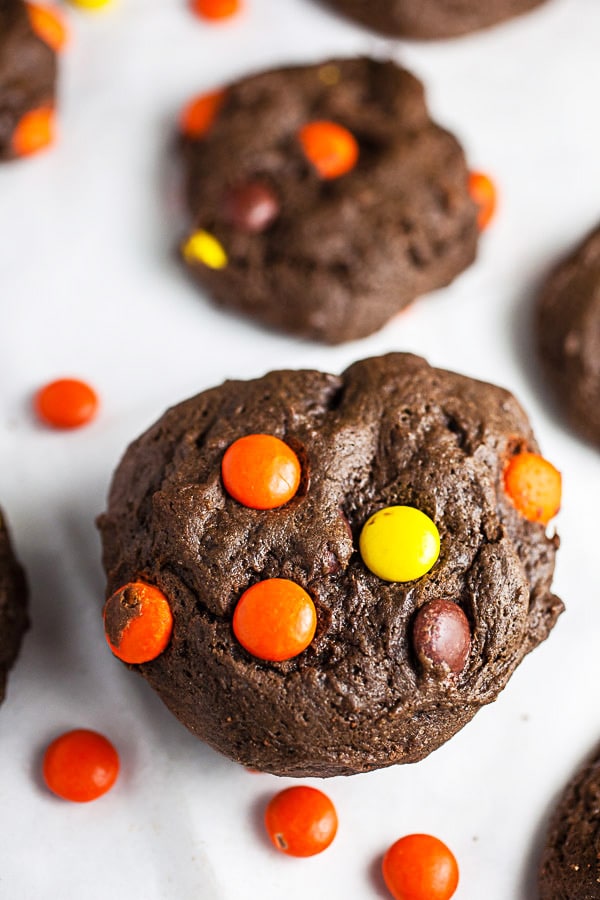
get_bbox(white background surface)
[1,0,599,897]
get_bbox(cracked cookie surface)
[99,353,562,776]
[181,57,478,344]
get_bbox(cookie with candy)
[98,353,562,776]
[179,57,490,344]
[0,0,67,160]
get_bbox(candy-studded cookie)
[99,354,562,777]
[539,745,600,899]
[320,0,549,40]
[537,224,600,449]
[0,509,28,702]
[0,0,65,161]
[180,58,480,344]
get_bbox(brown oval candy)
[223,181,280,233]
[412,599,470,676]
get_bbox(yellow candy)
[182,230,228,270]
[359,505,440,583]
[68,0,113,9]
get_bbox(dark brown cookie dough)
[320,0,549,39]
[99,353,562,777]
[537,225,600,449]
[181,57,479,344]
[0,509,28,703]
[539,745,600,899]
[0,0,57,161]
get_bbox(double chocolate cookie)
[0,509,28,703]
[99,353,562,777]
[320,0,549,40]
[0,0,58,161]
[537,225,600,449]
[181,57,479,343]
[539,745,600,899]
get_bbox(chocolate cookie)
[99,354,562,777]
[320,0,549,39]
[0,0,58,161]
[537,225,600,449]
[181,58,479,344]
[0,509,28,703]
[539,745,600,899]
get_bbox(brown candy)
[412,599,470,676]
[223,181,280,233]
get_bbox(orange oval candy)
[504,452,561,525]
[221,434,301,510]
[11,107,55,157]
[34,378,98,429]
[104,582,173,665]
[191,0,240,20]
[26,3,69,52]
[468,171,497,230]
[298,120,359,180]
[382,833,459,900]
[233,578,316,661]
[265,786,338,857]
[43,729,119,803]
[180,89,226,139]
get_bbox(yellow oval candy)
[68,0,114,9]
[182,230,228,270]
[359,505,440,583]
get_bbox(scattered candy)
[191,0,240,20]
[223,181,280,233]
[34,378,98,429]
[359,506,440,583]
[412,599,471,675]
[298,121,359,180]
[468,171,497,230]
[265,786,338,857]
[221,434,301,509]
[233,578,316,661]
[180,89,225,139]
[104,581,173,665]
[67,0,113,10]
[382,834,459,900]
[43,729,119,802]
[26,3,69,52]
[11,107,55,157]
[182,230,228,269]
[504,452,561,525]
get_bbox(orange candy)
[104,582,173,665]
[233,578,316,661]
[26,3,69,52]
[180,89,226,139]
[11,107,55,157]
[221,434,301,510]
[191,0,240,20]
[265,786,338,857]
[43,729,119,802]
[468,171,497,230]
[298,121,359,180]
[382,834,459,900]
[504,452,561,525]
[34,378,98,428]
